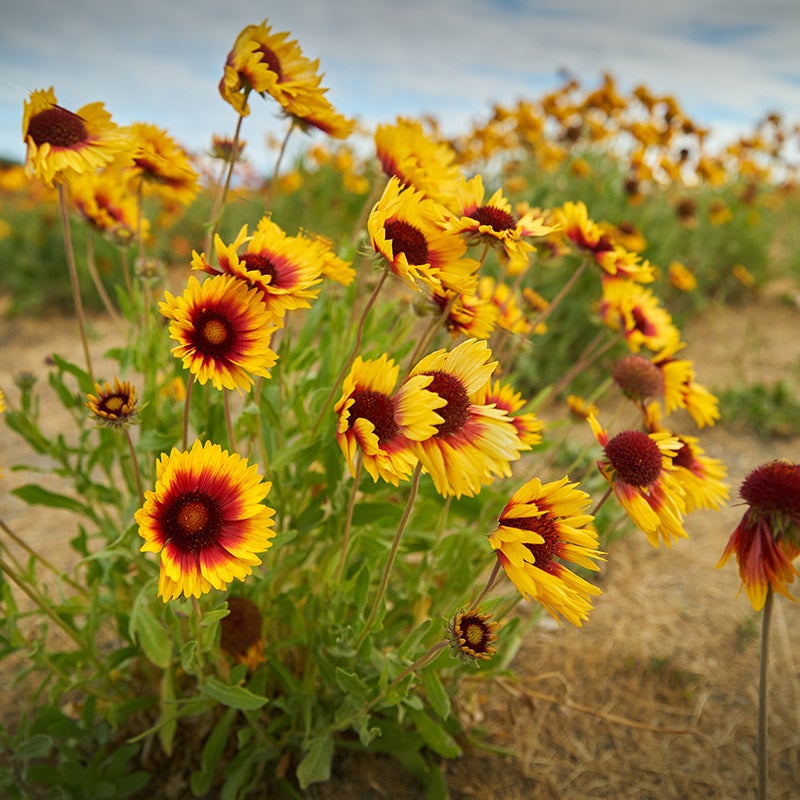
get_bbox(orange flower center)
[201,317,229,346]
[104,396,125,413]
[469,205,516,232]
[177,500,210,534]
[464,621,484,647]
[383,219,429,265]
[605,431,662,487]
[424,371,469,436]
[28,106,88,148]
[348,390,399,445]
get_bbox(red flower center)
[469,205,516,232]
[383,219,429,265]
[605,430,663,487]
[612,354,664,400]
[255,46,283,80]
[672,438,695,470]
[424,371,470,436]
[241,252,277,281]
[740,460,800,516]
[165,491,222,552]
[503,512,559,573]
[28,106,88,149]
[348,390,399,445]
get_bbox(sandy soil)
[1,291,799,799]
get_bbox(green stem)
[85,230,124,328]
[265,118,296,208]
[206,112,245,256]
[469,560,503,609]
[182,373,195,450]
[356,463,422,651]
[224,390,237,453]
[758,586,773,800]
[192,596,206,680]
[124,428,144,505]
[336,453,363,582]
[57,183,94,382]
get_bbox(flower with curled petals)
[136,440,276,601]
[488,476,604,626]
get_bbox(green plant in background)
[1,16,795,800]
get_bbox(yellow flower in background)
[408,339,523,498]
[488,476,604,626]
[334,354,446,485]
[717,460,800,611]
[668,261,697,292]
[474,379,543,447]
[566,394,599,420]
[70,169,145,245]
[22,87,128,187]
[160,275,278,394]
[429,286,498,340]
[368,176,480,294]
[0,219,10,240]
[589,414,687,547]
[126,122,199,207]
[374,116,461,206]
[732,263,756,287]
[708,198,732,225]
[477,277,532,335]
[136,440,276,601]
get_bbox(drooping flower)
[374,116,462,205]
[717,460,800,610]
[445,174,555,275]
[668,261,697,292]
[599,277,681,354]
[488,476,604,626]
[446,609,499,662]
[126,122,199,207]
[86,378,138,429]
[220,596,266,670]
[22,87,128,187]
[334,354,445,485]
[612,354,665,403]
[408,339,523,498]
[159,274,278,393]
[589,414,687,547]
[136,440,276,601]
[193,218,331,321]
[368,176,480,294]
[429,286,498,340]
[70,169,144,245]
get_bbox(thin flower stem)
[349,172,387,252]
[310,267,389,438]
[206,112,245,256]
[85,231,125,329]
[469,560,503,609]
[403,294,456,377]
[182,373,195,450]
[57,183,94,382]
[591,484,614,517]
[124,428,144,505]
[0,516,89,597]
[336,453,363,582]
[265,118,296,208]
[224,390,238,452]
[356,463,423,651]
[758,586,773,800]
[192,596,206,680]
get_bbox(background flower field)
[1,23,800,799]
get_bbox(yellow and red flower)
[334,354,446,486]
[86,378,138,429]
[368,176,480,294]
[589,414,687,547]
[474,379,543,447]
[408,339,523,498]
[488,476,604,626]
[136,440,276,601]
[717,460,800,610]
[22,87,128,187]
[159,274,278,393]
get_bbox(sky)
[2,0,800,175]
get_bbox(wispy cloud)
[2,0,799,172]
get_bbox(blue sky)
[2,0,800,174]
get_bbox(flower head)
[159,275,278,393]
[589,415,687,547]
[447,609,499,662]
[408,339,523,498]
[22,87,128,187]
[334,354,445,485]
[136,440,276,601]
[368,177,480,294]
[717,460,800,610]
[488,476,604,626]
[86,379,138,428]
[220,596,266,670]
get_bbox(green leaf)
[158,669,178,756]
[296,733,334,789]
[397,619,432,660]
[422,666,451,720]
[200,677,268,711]
[334,668,370,701]
[190,707,237,796]
[407,708,461,759]
[14,734,52,760]
[129,586,172,669]
[11,484,88,516]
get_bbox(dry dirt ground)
[0,291,799,799]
